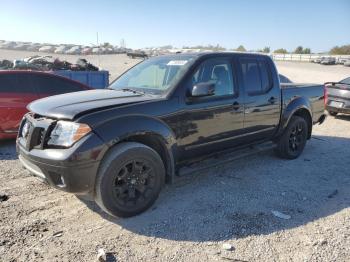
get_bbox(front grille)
[19,114,55,151]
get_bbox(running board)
[178,141,276,177]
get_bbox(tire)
[274,116,308,159]
[95,142,165,218]
[327,111,338,117]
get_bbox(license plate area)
[329,101,344,108]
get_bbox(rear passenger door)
[239,57,281,140]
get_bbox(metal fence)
[271,53,350,62]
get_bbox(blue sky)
[0,0,349,52]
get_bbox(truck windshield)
[110,55,195,95]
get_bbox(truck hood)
[28,89,157,120]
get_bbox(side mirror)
[190,82,215,97]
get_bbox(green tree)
[294,46,304,54]
[102,42,112,48]
[182,44,226,51]
[274,48,288,54]
[235,45,246,52]
[330,45,350,55]
[303,48,311,54]
[262,46,270,53]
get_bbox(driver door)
[176,57,245,160]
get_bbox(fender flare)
[277,96,313,138]
[94,115,177,182]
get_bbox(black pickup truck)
[17,52,326,217]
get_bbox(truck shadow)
[334,114,350,121]
[81,134,350,242]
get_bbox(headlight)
[48,121,91,147]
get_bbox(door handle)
[232,101,240,110]
[268,97,277,104]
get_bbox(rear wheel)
[95,142,165,217]
[274,116,308,159]
[327,110,338,117]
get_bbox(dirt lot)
[1,51,350,262]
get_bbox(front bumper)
[17,132,108,195]
[326,105,350,114]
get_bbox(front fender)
[93,115,177,179]
[94,115,176,146]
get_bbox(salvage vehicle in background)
[336,57,350,65]
[17,52,326,218]
[311,56,325,63]
[126,50,148,59]
[0,71,90,139]
[320,57,336,65]
[325,77,350,116]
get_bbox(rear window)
[0,73,84,94]
[240,58,272,95]
[16,74,38,93]
[33,75,84,95]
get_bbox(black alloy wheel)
[95,142,165,217]
[112,159,156,208]
[288,122,304,153]
[274,116,308,159]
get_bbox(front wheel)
[95,142,165,217]
[274,116,308,159]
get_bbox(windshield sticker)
[167,60,188,66]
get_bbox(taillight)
[324,86,328,106]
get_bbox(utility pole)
[120,39,126,49]
[96,32,101,68]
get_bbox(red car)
[0,70,90,140]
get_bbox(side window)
[33,75,82,95]
[0,74,16,93]
[189,58,235,97]
[54,78,84,93]
[240,58,272,95]
[31,75,54,95]
[16,74,38,93]
[258,60,272,91]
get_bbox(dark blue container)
[53,70,109,89]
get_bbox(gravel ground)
[0,51,350,261]
[275,61,350,83]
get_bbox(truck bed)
[281,83,325,124]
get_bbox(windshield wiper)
[121,88,145,95]
[107,87,145,95]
